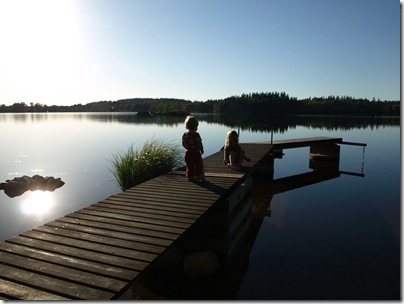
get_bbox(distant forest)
[0,91,400,116]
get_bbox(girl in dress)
[182,115,205,182]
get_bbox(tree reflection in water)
[79,112,399,133]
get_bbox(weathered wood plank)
[114,191,217,208]
[271,136,342,149]
[77,208,192,229]
[57,215,181,240]
[0,242,138,281]
[6,236,149,272]
[0,264,115,300]
[0,251,127,293]
[84,206,196,225]
[146,172,238,183]
[65,212,185,236]
[122,188,220,204]
[136,180,229,193]
[0,278,70,300]
[46,220,173,247]
[112,195,213,209]
[132,179,224,191]
[204,172,244,178]
[19,230,158,263]
[140,173,239,189]
[102,197,208,214]
[36,224,168,254]
[92,201,202,220]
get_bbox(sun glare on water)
[20,191,54,215]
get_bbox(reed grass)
[110,139,184,191]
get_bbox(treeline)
[0,92,399,116]
[210,92,400,117]
[0,98,214,113]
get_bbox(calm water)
[0,113,400,300]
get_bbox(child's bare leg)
[230,151,243,170]
[239,150,246,165]
[241,150,250,162]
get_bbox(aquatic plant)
[110,139,183,191]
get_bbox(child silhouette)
[182,115,205,182]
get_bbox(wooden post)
[309,143,340,171]
[189,178,253,259]
[309,143,340,161]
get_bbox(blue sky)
[0,0,400,106]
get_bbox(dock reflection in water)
[131,147,360,300]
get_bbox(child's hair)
[225,130,238,147]
[184,115,198,131]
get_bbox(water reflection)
[20,191,54,215]
[80,113,399,133]
[0,113,399,133]
[212,114,400,133]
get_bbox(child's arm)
[223,148,230,165]
[182,133,190,150]
[198,133,204,154]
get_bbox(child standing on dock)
[182,115,205,183]
[223,130,250,170]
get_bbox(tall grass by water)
[110,139,184,191]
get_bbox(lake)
[0,112,400,300]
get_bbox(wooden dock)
[0,137,343,300]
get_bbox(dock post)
[309,143,340,161]
[309,143,340,171]
[180,178,253,260]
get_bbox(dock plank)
[36,224,167,254]
[65,212,186,235]
[46,220,173,247]
[0,263,115,300]
[0,251,127,293]
[102,197,208,214]
[271,136,342,149]
[19,230,158,263]
[112,192,214,208]
[77,208,192,229]
[84,205,196,225]
[6,236,149,272]
[0,242,138,281]
[123,187,220,203]
[0,278,70,300]
[57,215,181,240]
[92,201,201,220]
